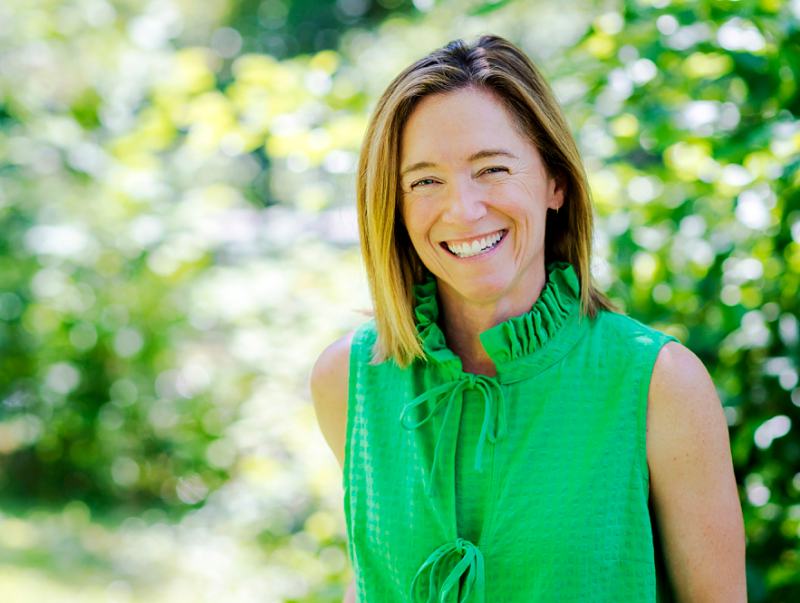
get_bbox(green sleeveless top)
[343,261,679,602]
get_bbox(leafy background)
[0,0,798,601]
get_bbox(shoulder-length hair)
[356,34,617,367]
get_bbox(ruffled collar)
[412,261,584,383]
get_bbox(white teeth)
[445,231,504,258]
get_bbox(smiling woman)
[398,87,565,372]
[311,35,746,603]
[354,35,611,369]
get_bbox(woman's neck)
[440,308,497,376]
[438,272,547,377]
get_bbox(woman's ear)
[550,174,565,211]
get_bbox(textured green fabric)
[343,261,680,602]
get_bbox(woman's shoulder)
[309,319,381,469]
[312,332,355,388]
[311,321,377,385]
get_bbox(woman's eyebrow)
[400,161,437,179]
[400,148,518,178]
[468,148,518,162]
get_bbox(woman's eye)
[410,178,437,189]
[481,166,509,176]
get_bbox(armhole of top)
[651,493,676,603]
[637,333,680,495]
[342,324,370,602]
[342,323,370,490]
[640,332,680,603]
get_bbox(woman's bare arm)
[310,332,355,603]
[310,332,353,469]
[647,342,747,602]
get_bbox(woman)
[312,35,746,602]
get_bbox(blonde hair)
[357,34,617,366]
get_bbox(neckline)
[412,261,585,383]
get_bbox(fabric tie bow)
[409,537,486,603]
[399,373,507,497]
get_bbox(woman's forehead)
[399,88,537,168]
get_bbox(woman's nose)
[441,177,487,224]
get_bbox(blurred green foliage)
[228,0,418,57]
[0,0,798,601]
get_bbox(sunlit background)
[0,0,798,601]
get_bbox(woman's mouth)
[441,229,507,259]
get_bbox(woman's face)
[399,86,563,310]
